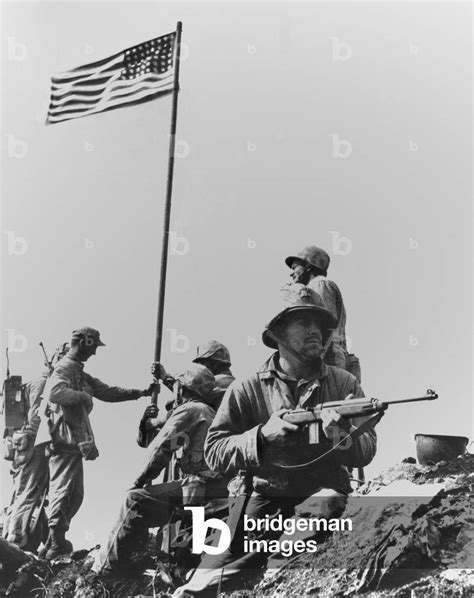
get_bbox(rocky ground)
[1,455,473,597]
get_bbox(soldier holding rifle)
[173,284,377,596]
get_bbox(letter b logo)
[185,506,231,555]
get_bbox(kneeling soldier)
[138,340,235,447]
[174,284,377,596]
[96,364,226,574]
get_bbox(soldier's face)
[81,339,97,361]
[280,312,324,358]
[290,260,310,284]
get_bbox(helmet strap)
[268,327,334,364]
[266,330,308,364]
[320,329,335,360]
[294,265,313,285]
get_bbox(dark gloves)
[139,405,159,431]
[142,404,159,420]
[132,473,149,489]
[137,404,159,448]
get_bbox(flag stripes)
[47,33,176,124]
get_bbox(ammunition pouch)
[3,429,35,466]
[78,439,99,461]
[3,434,14,461]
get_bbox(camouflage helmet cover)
[285,245,331,273]
[193,340,231,366]
[262,283,337,349]
[176,364,215,400]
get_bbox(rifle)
[39,342,52,370]
[282,389,438,445]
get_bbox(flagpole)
[151,21,183,407]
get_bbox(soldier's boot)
[45,527,73,559]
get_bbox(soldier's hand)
[142,405,159,420]
[151,362,168,382]
[321,402,352,441]
[132,474,148,489]
[261,409,299,443]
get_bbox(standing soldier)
[40,327,155,559]
[3,343,69,553]
[138,340,234,446]
[286,245,361,381]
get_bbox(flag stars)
[120,34,175,79]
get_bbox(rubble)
[1,455,472,597]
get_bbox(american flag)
[47,33,176,124]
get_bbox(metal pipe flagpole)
[151,21,183,408]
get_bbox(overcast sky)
[2,1,472,548]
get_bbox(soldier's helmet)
[193,340,231,367]
[176,364,215,400]
[71,327,106,347]
[285,245,331,273]
[262,283,336,349]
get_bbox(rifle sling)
[277,411,383,471]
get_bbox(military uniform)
[137,341,234,448]
[96,365,226,573]
[173,285,376,596]
[3,373,50,551]
[3,343,70,552]
[286,246,360,379]
[43,354,145,532]
[193,339,235,407]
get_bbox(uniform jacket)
[139,399,218,482]
[205,354,377,496]
[210,370,235,408]
[36,355,142,447]
[308,276,347,363]
[25,371,50,427]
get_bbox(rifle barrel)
[383,391,438,406]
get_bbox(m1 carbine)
[282,389,438,444]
